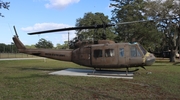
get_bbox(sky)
[0,0,113,46]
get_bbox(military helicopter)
[12,20,156,73]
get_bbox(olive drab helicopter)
[12,20,156,73]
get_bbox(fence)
[0,53,36,58]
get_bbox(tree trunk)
[170,49,176,62]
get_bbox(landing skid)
[93,68,139,72]
[87,72,133,77]
[87,69,138,77]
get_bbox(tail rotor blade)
[13,26,19,38]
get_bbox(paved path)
[0,58,46,61]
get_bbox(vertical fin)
[12,26,26,51]
[12,36,26,50]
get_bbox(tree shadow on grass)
[173,62,180,65]
[20,67,66,71]
[4,73,123,100]
[4,67,127,99]
[4,74,50,79]
[10,67,67,72]
[57,80,122,100]
[4,67,67,79]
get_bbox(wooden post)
[68,31,69,49]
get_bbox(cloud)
[53,32,76,45]
[21,22,76,45]
[45,0,80,10]
[21,22,73,32]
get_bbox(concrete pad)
[49,68,134,79]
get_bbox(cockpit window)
[94,50,102,58]
[105,49,114,57]
[139,45,147,55]
[130,46,141,57]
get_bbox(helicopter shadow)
[50,68,134,78]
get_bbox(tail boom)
[12,36,72,62]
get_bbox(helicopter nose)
[145,53,156,66]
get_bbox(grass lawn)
[0,59,180,100]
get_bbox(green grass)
[0,59,180,100]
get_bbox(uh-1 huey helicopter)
[12,20,156,73]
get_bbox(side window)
[94,50,102,58]
[130,46,141,57]
[105,49,114,57]
[119,48,124,57]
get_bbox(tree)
[55,42,69,49]
[145,0,180,62]
[35,38,53,49]
[110,0,163,50]
[75,12,115,40]
[61,41,69,49]
[25,45,36,49]
[56,43,62,49]
[0,43,17,53]
[0,43,6,52]
[0,0,10,17]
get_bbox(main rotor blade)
[28,17,178,35]
[116,20,154,25]
[116,17,178,25]
[28,24,115,35]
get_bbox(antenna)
[13,26,19,38]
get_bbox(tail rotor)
[13,26,19,38]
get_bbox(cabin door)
[118,44,129,66]
[91,46,104,67]
[79,47,91,66]
[91,45,117,68]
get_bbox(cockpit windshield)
[139,44,147,55]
